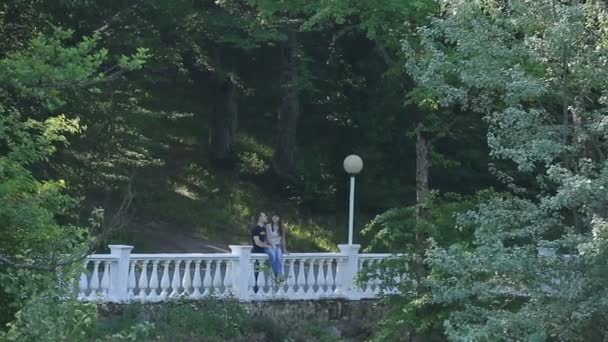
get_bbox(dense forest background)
[1,0,494,253]
[5,0,608,340]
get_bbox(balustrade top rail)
[77,244,396,302]
[129,253,238,260]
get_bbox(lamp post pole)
[348,175,355,245]
[343,155,363,245]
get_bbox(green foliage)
[96,301,278,341]
[97,322,155,342]
[96,301,248,341]
[363,191,491,253]
[0,273,98,342]
[0,27,146,110]
[360,191,494,340]
[0,0,507,339]
[0,92,86,327]
[1,270,152,342]
[153,302,244,340]
[391,0,608,340]
[0,6,147,332]
[96,300,363,341]
[238,151,270,175]
[38,0,490,237]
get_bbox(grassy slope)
[109,135,350,253]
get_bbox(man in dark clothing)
[251,212,272,292]
[251,212,271,253]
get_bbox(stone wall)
[98,299,384,341]
[242,299,383,340]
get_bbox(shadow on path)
[132,221,233,253]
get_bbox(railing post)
[229,245,252,302]
[108,245,133,302]
[337,244,361,300]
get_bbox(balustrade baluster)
[128,261,136,298]
[223,260,233,296]
[334,257,343,294]
[305,258,314,297]
[159,261,170,299]
[100,261,111,300]
[191,260,202,299]
[325,258,335,294]
[275,270,286,298]
[181,260,192,298]
[317,259,326,294]
[359,259,374,297]
[211,260,222,295]
[358,259,368,295]
[285,259,296,296]
[357,259,366,295]
[248,260,257,296]
[78,261,89,301]
[373,259,382,295]
[389,273,401,294]
[88,260,100,300]
[365,260,376,296]
[258,263,267,296]
[202,260,212,296]
[270,255,284,297]
[295,259,306,298]
[137,261,149,301]
[148,260,160,301]
[170,260,182,297]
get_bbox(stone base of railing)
[99,299,385,340]
[77,245,392,302]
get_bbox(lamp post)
[343,154,363,245]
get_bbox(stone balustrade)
[77,244,394,302]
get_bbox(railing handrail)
[359,253,392,258]
[88,252,372,260]
[86,255,120,261]
[130,253,237,260]
[251,252,346,259]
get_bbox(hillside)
[106,140,354,253]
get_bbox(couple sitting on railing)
[251,212,288,281]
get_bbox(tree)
[303,0,438,189]
[273,26,301,178]
[0,24,146,331]
[401,0,608,340]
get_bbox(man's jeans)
[264,247,283,276]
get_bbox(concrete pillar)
[229,245,252,302]
[108,245,133,302]
[337,244,361,300]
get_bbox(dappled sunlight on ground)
[129,221,232,253]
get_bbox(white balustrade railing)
[358,253,392,296]
[77,244,395,302]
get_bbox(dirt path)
[132,221,236,253]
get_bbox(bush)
[97,300,264,341]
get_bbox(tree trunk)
[272,29,300,179]
[415,127,430,257]
[411,126,431,342]
[206,45,239,163]
[416,129,430,206]
[209,79,239,161]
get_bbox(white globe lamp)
[343,154,363,175]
